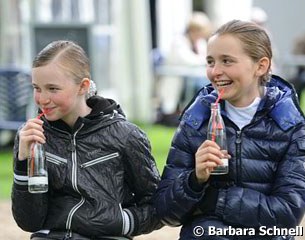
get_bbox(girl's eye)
[33,86,41,92]
[223,58,233,64]
[206,60,214,66]
[49,87,59,92]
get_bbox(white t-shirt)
[225,97,261,129]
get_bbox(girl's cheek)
[34,92,40,105]
[206,69,213,82]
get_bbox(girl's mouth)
[42,108,53,114]
[215,80,233,87]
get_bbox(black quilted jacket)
[154,75,305,240]
[12,96,162,238]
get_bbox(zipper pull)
[236,130,242,144]
[68,139,76,152]
[63,230,72,240]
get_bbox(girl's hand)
[18,118,46,160]
[195,140,230,184]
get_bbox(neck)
[64,101,92,128]
[229,86,264,108]
[78,102,92,118]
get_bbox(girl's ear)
[79,78,90,95]
[256,57,270,77]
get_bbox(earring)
[86,80,97,99]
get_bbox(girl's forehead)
[33,61,68,76]
[208,34,241,45]
[207,34,245,55]
[32,63,72,84]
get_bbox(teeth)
[217,83,231,87]
[216,81,232,87]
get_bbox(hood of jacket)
[41,95,125,134]
[182,75,304,131]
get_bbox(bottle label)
[221,158,228,166]
[210,158,229,175]
[28,176,48,185]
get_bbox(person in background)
[156,11,212,126]
[250,6,268,27]
[154,20,305,240]
[12,40,162,240]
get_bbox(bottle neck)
[211,103,221,115]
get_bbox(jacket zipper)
[65,124,86,236]
[232,111,267,185]
[235,130,242,185]
[80,152,120,168]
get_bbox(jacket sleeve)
[11,131,49,232]
[153,123,208,226]
[215,124,305,228]
[123,125,163,236]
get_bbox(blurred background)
[1,0,305,125]
[1,0,305,194]
[1,0,305,239]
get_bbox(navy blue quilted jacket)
[154,75,305,240]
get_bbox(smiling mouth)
[216,80,233,87]
[42,108,54,114]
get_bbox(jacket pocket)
[46,152,68,189]
[46,152,68,165]
[80,152,120,168]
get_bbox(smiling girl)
[154,20,305,240]
[12,40,162,240]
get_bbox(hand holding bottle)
[18,111,48,193]
[195,140,228,184]
[18,118,46,160]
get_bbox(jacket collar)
[43,96,125,133]
[182,75,304,131]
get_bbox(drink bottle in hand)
[28,142,48,193]
[207,103,229,175]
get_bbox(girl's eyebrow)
[45,83,60,88]
[32,83,60,88]
[206,54,237,60]
[221,54,237,59]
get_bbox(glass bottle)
[207,103,229,175]
[28,142,48,193]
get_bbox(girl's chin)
[44,114,59,121]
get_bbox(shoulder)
[113,121,150,144]
[181,85,216,130]
[270,98,305,131]
[267,75,305,131]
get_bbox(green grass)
[138,123,176,172]
[0,124,176,199]
[0,148,14,199]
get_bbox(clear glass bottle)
[207,103,229,175]
[28,142,48,193]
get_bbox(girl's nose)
[37,92,50,105]
[211,63,223,77]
